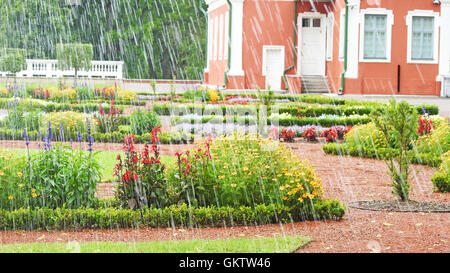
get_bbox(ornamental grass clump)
[372,98,419,202]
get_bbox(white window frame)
[326,12,334,61]
[262,45,285,76]
[406,10,440,64]
[359,8,394,63]
[339,9,345,61]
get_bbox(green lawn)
[0,235,310,253]
[4,148,176,182]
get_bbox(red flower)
[122,171,131,182]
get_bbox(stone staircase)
[301,76,331,94]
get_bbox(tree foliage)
[0,48,26,75]
[56,43,93,73]
[0,0,207,80]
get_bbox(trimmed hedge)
[322,142,443,167]
[0,127,194,144]
[0,201,345,231]
[151,103,439,118]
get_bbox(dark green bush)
[432,172,449,193]
[0,201,345,231]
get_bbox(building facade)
[203,0,450,96]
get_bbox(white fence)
[0,59,124,79]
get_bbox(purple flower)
[86,118,94,153]
[77,131,82,142]
[23,128,29,147]
[59,122,64,141]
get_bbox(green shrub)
[432,152,450,193]
[0,202,345,231]
[129,108,161,135]
[22,145,101,209]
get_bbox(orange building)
[203,0,450,96]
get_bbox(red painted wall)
[328,0,440,95]
[207,4,230,87]
[241,0,332,91]
[206,0,442,96]
[241,0,296,90]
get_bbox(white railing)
[0,59,124,79]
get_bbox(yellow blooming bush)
[345,122,388,150]
[46,87,78,102]
[116,88,137,101]
[0,150,28,209]
[207,88,220,102]
[41,111,95,137]
[0,86,8,97]
[166,133,327,209]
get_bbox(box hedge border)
[0,200,345,231]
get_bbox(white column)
[346,0,360,79]
[439,0,450,78]
[228,0,245,76]
[205,16,211,73]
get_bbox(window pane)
[302,18,310,28]
[423,17,434,31]
[313,19,321,28]
[375,32,386,58]
[411,32,421,59]
[422,33,433,59]
[364,31,374,58]
[364,15,387,59]
[411,16,434,60]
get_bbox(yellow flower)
[231,184,237,188]
[18,184,23,188]
[32,189,36,193]
[32,193,37,198]
[17,172,23,177]
[0,170,4,176]
[8,195,13,200]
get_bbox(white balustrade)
[0,59,124,79]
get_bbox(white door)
[301,17,326,76]
[264,47,284,90]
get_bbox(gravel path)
[0,142,449,253]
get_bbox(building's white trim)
[228,0,245,76]
[439,0,450,95]
[346,0,360,78]
[406,10,440,64]
[359,8,394,63]
[326,12,334,61]
[206,0,228,12]
[338,9,345,61]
